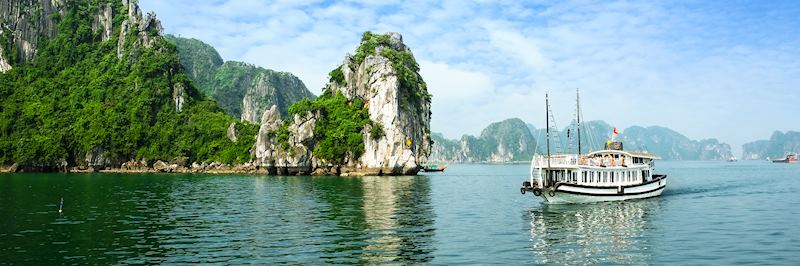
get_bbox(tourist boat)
[520,91,667,204]
[772,154,798,163]
[422,165,446,172]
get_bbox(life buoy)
[533,188,542,196]
[548,190,556,197]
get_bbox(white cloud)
[139,0,800,153]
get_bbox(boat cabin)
[534,141,660,188]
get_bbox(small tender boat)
[772,154,798,163]
[520,90,667,204]
[422,165,446,172]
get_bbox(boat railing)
[533,154,640,168]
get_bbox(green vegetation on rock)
[166,35,223,92]
[354,32,431,110]
[0,1,256,167]
[166,36,315,121]
[283,90,373,164]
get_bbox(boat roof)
[587,150,661,160]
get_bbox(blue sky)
[140,0,800,154]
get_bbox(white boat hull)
[539,177,667,204]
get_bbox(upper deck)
[532,150,660,169]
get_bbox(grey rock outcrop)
[167,37,316,123]
[743,131,800,160]
[0,46,11,71]
[118,0,163,59]
[0,0,163,68]
[239,71,311,124]
[252,32,432,175]
[85,146,108,167]
[430,118,535,163]
[92,3,113,41]
[173,83,186,112]
[252,105,323,175]
[226,122,238,142]
[0,0,66,71]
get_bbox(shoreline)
[0,161,422,176]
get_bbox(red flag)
[613,127,619,135]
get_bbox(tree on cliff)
[0,0,256,168]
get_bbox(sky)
[139,0,800,155]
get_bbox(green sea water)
[1,161,798,264]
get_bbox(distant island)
[430,118,734,163]
[742,131,800,160]
[0,0,431,175]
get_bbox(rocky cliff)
[167,36,315,123]
[430,118,535,163]
[252,32,432,176]
[618,126,733,160]
[432,119,734,162]
[0,0,257,171]
[0,0,64,70]
[742,131,800,160]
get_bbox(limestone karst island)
[0,0,431,176]
[2,0,800,265]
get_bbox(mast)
[577,88,582,157]
[546,93,551,169]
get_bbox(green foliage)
[0,0,255,166]
[281,91,372,164]
[328,67,346,86]
[164,35,223,93]
[312,92,371,163]
[168,36,316,119]
[370,123,384,140]
[351,31,432,112]
[353,31,391,66]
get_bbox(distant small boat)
[422,165,446,172]
[727,157,737,162]
[772,154,798,164]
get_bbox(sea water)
[1,161,798,264]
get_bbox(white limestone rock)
[251,32,431,175]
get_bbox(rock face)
[618,126,733,160]
[167,36,315,123]
[240,69,311,124]
[332,33,431,175]
[91,3,113,41]
[430,118,536,163]
[0,0,160,68]
[0,0,66,70]
[252,105,321,175]
[252,32,432,176]
[117,0,163,59]
[173,83,186,112]
[742,131,800,160]
[432,119,735,162]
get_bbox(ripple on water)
[2,163,799,264]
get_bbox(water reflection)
[313,175,436,264]
[0,174,436,264]
[528,199,664,264]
